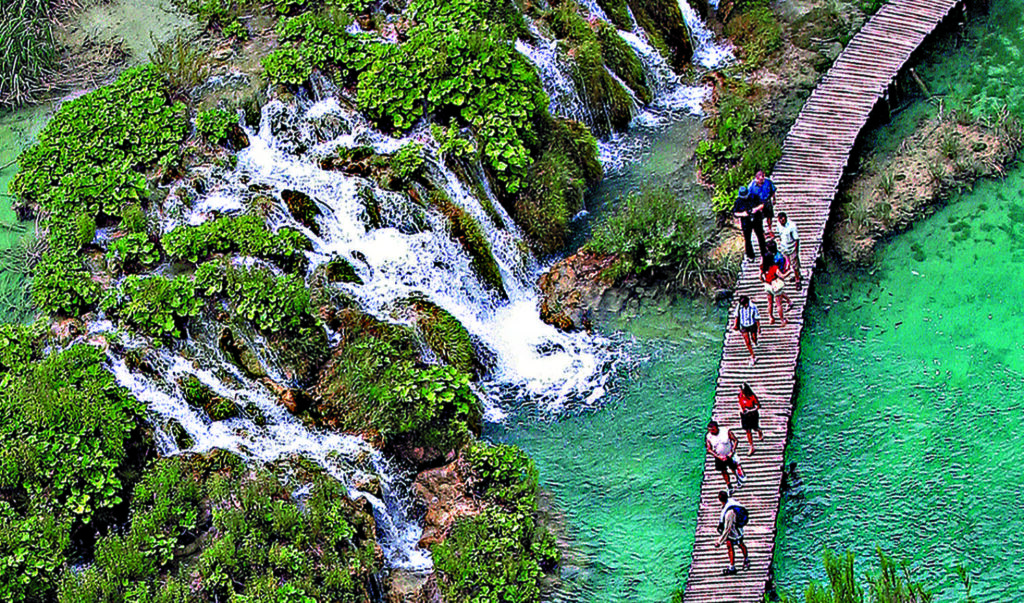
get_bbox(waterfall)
[676,0,734,69]
[100,323,433,571]
[515,35,593,126]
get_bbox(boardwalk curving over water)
[682,1,963,601]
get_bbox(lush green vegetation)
[10,65,188,316]
[427,190,508,298]
[724,6,783,69]
[315,309,482,456]
[0,0,59,108]
[161,214,309,270]
[58,454,382,602]
[0,331,152,602]
[195,107,240,146]
[696,85,782,214]
[432,441,559,603]
[406,297,479,377]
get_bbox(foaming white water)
[104,333,432,571]
[676,0,734,69]
[185,99,613,414]
[515,36,592,126]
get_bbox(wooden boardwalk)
[682,1,962,601]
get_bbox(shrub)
[408,298,478,377]
[0,345,149,601]
[262,47,313,86]
[195,107,239,145]
[197,263,319,337]
[161,214,309,271]
[588,186,713,280]
[390,143,426,181]
[107,233,161,273]
[102,274,203,338]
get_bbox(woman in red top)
[760,253,791,327]
[738,382,763,455]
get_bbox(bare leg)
[726,540,736,567]
[758,428,764,441]
[741,331,755,359]
[767,294,776,323]
[777,294,789,327]
[721,470,731,488]
[745,429,754,455]
[739,541,749,569]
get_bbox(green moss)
[180,375,238,421]
[595,21,653,104]
[595,0,632,30]
[514,118,602,254]
[405,297,478,377]
[101,274,204,339]
[427,190,508,299]
[315,309,482,455]
[321,256,364,285]
[790,5,845,51]
[568,40,635,136]
[626,0,693,69]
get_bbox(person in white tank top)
[705,420,745,490]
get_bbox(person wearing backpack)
[715,490,750,575]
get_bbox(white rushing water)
[676,0,734,69]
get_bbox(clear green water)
[491,297,725,602]
[0,104,52,324]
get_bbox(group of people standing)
[702,170,803,576]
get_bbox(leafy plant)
[148,33,211,96]
[195,107,239,145]
[390,143,426,181]
[161,214,309,271]
[262,47,313,86]
[102,274,203,338]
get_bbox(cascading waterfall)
[675,0,734,69]
[99,0,736,575]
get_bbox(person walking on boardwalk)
[777,211,803,290]
[716,490,750,575]
[737,383,763,455]
[732,185,766,261]
[760,252,791,327]
[706,420,745,491]
[734,295,759,366]
[748,169,777,237]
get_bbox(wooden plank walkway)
[682,1,962,601]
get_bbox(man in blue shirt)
[732,185,765,261]
[748,170,776,238]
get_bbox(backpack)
[731,504,749,528]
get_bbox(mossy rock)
[180,374,238,421]
[790,6,845,50]
[318,145,384,178]
[218,327,268,380]
[595,21,653,105]
[514,118,602,254]
[403,297,480,378]
[567,40,636,136]
[426,190,507,299]
[595,0,633,29]
[627,0,694,69]
[281,189,322,235]
[266,327,331,386]
[321,256,364,285]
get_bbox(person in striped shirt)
[734,295,759,365]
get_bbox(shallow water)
[492,296,726,602]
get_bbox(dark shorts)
[741,410,760,431]
[763,201,774,220]
[740,322,758,334]
[714,456,738,472]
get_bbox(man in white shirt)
[776,211,802,289]
[715,490,750,575]
[705,420,745,490]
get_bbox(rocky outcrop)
[412,460,482,549]
[537,250,619,331]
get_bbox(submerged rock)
[538,250,619,331]
[281,189,322,235]
[218,327,268,379]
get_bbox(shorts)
[741,410,760,431]
[714,456,738,473]
[764,279,784,295]
[762,201,774,221]
[740,322,758,334]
